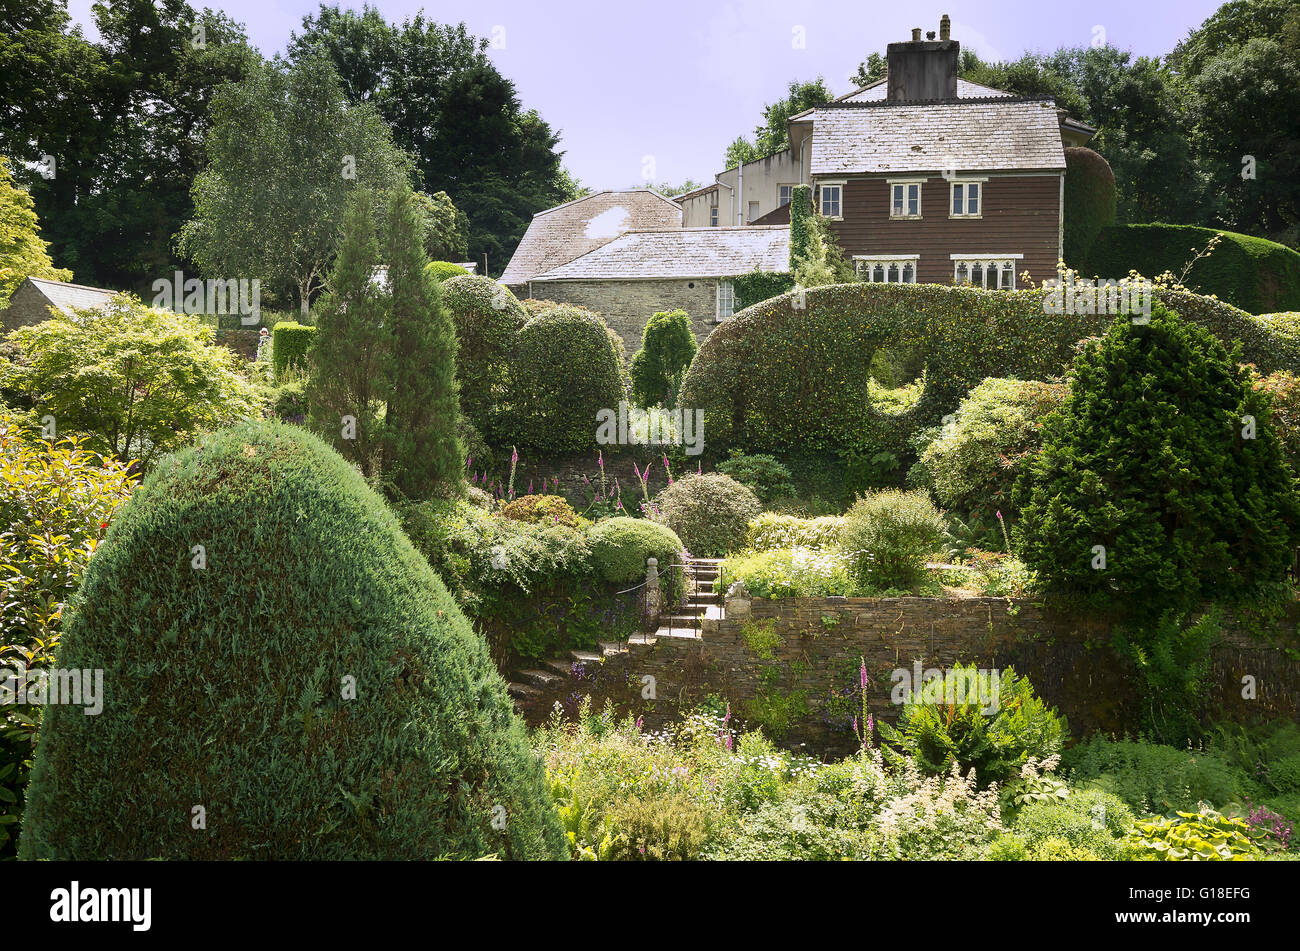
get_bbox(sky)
[67,0,1227,191]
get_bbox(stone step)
[545,657,576,676]
[687,557,725,565]
[653,626,702,641]
[691,590,721,602]
[569,649,604,664]
[598,640,628,657]
[627,632,656,646]
[517,668,561,688]
[506,682,540,699]
[662,615,703,626]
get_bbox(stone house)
[2,276,117,332]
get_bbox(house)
[501,188,787,349]
[683,15,1096,288]
[1,276,117,332]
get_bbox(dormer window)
[889,180,923,218]
[949,179,986,218]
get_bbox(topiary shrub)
[679,282,1299,460]
[271,321,317,379]
[652,472,760,557]
[18,421,567,860]
[919,378,1068,518]
[1084,223,1300,313]
[1013,302,1300,619]
[500,493,583,529]
[840,489,946,589]
[586,516,685,585]
[426,260,470,282]
[878,665,1067,788]
[744,512,844,551]
[629,310,697,407]
[506,305,625,454]
[716,451,795,504]
[1062,147,1117,268]
[439,275,528,433]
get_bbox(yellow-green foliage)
[0,156,71,308]
[1129,809,1265,861]
[745,512,844,551]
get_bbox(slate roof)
[809,98,1066,175]
[25,277,117,314]
[499,189,683,285]
[837,76,1015,102]
[531,226,789,281]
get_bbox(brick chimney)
[886,15,959,102]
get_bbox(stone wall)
[511,593,1300,756]
[213,328,261,360]
[520,279,722,352]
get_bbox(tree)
[0,155,71,307]
[723,136,761,170]
[412,190,469,262]
[1013,302,1300,619]
[629,310,697,407]
[306,189,391,478]
[381,188,463,501]
[1,294,260,468]
[849,52,887,88]
[723,78,834,168]
[179,54,413,315]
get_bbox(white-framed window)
[717,280,736,321]
[889,180,923,218]
[949,178,986,218]
[951,254,1022,290]
[778,184,795,206]
[748,201,760,223]
[854,255,919,284]
[709,205,718,227]
[818,181,844,218]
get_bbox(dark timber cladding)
[829,174,1062,286]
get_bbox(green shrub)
[1010,790,1134,861]
[1063,147,1117,267]
[269,379,307,423]
[19,421,566,860]
[1013,303,1300,619]
[426,260,470,281]
[271,321,317,379]
[1254,368,1300,473]
[652,472,760,557]
[629,310,697,407]
[501,493,583,529]
[1085,223,1300,313]
[507,305,625,454]
[439,275,528,433]
[716,451,795,504]
[788,184,812,268]
[586,516,685,599]
[744,512,844,551]
[603,792,715,860]
[679,282,1298,460]
[1062,735,1248,813]
[733,270,797,310]
[919,378,1068,518]
[0,416,136,859]
[840,489,946,589]
[878,665,1066,788]
[720,547,853,598]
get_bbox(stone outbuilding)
[2,276,117,332]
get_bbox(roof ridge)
[28,276,118,294]
[532,188,682,219]
[818,95,1057,109]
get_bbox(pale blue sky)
[67,0,1225,189]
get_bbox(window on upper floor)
[748,201,760,223]
[890,181,922,218]
[950,180,984,218]
[779,184,795,206]
[717,280,736,321]
[818,183,843,218]
[710,206,719,227]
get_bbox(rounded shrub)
[500,493,583,528]
[271,321,317,380]
[744,512,844,551]
[715,451,795,504]
[269,379,308,423]
[439,275,528,432]
[18,421,567,860]
[1062,147,1116,267]
[507,304,625,454]
[587,516,685,599]
[1010,791,1133,861]
[426,260,470,282]
[652,473,760,557]
[840,488,947,589]
[629,309,697,407]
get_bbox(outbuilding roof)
[23,277,117,315]
[531,226,789,281]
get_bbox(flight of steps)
[506,556,727,710]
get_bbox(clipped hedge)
[629,309,697,407]
[271,321,316,379]
[19,421,566,860]
[679,282,1300,459]
[1085,223,1300,314]
[507,304,625,454]
[1062,147,1116,267]
[653,472,760,557]
[426,261,470,282]
[744,512,844,551]
[587,516,686,600]
[440,275,528,433]
[734,270,797,310]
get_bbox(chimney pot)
[911,28,922,41]
[927,31,936,40]
[940,14,951,42]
